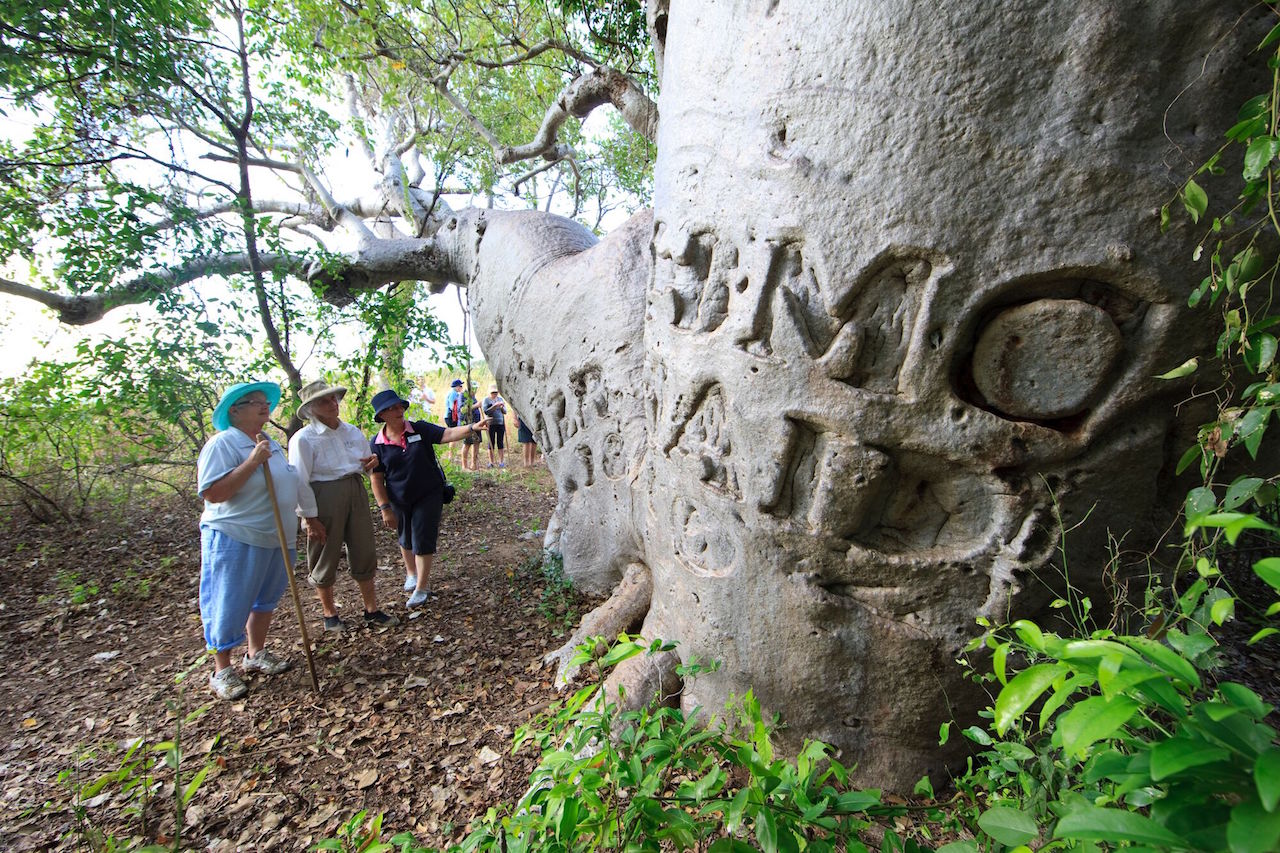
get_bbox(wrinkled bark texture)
[449,1,1265,788]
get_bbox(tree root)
[543,561,652,688]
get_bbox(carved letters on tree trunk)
[453,1,1265,788]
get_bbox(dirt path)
[0,466,592,851]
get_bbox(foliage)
[510,549,580,630]
[316,635,929,853]
[953,546,1280,852]
[53,656,216,851]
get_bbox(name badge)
[407,434,422,444]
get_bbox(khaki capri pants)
[307,474,377,587]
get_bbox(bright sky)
[0,113,486,382]
[0,51,634,387]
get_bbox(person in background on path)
[409,380,436,420]
[443,378,465,467]
[514,409,539,468]
[481,386,507,468]
[368,389,489,608]
[463,381,483,471]
[288,380,400,633]
[197,381,297,701]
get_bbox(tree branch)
[0,254,306,325]
[436,65,656,169]
[201,152,377,241]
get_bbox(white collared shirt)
[287,419,370,518]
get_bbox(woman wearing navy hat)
[197,382,299,700]
[368,389,488,608]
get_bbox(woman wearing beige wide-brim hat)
[288,380,400,634]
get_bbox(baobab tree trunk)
[422,0,1265,789]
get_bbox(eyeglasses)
[233,397,271,408]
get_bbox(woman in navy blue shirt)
[368,389,488,608]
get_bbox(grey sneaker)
[241,649,292,675]
[403,575,417,592]
[323,615,347,633]
[363,609,401,627]
[406,588,430,608]
[209,667,248,700]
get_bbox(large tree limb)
[436,66,657,168]
[0,254,304,324]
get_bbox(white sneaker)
[242,649,292,675]
[407,588,430,608]
[209,667,248,700]
[403,575,417,592]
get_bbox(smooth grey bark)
[321,0,1264,789]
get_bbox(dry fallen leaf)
[356,768,379,789]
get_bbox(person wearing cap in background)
[288,380,400,633]
[443,378,465,466]
[481,385,507,468]
[367,388,489,608]
[197,381,298,700]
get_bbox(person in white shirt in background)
[288,380,400,632]
[408,381,436,419]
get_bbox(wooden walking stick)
[257,433,321,694]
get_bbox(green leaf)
[1224,477,1265,510]
[1059,695,1139,758]
[1261,22,1280,49]
[1116,635,1201,688]
[913,775,934,798]
[1011,619,1046,653]
[935,843,978,853]
[1054,806,1184,846]
[1176,443,1204,475]
[1186,487,1217,523]
[994,663,1068,733]
[182,763,211,805]
[1182,180,1209,223]
[993,642,1009,685]
[1150,738,1231,780]
[1244,137,1280,181]
[1255,558,1280,593]
[1211,596,1236,625]
[833,790,883,813]
[1256,748,1280,812]
[1227,800,1280,853]
[709,840,758,853]
[1250,627,1279,644]
[755,806,779,853]
[1190,512,1280,545]
[1166,628,1217,660]
[976,806,1038,846]
[599,639,644,668]
[1253,333,1279,373]
[1155,357,1199,380]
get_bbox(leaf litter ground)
[2,466,1278,851]
[0,466,596,850]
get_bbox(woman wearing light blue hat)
[197,381,299,700]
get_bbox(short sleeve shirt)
[482,396,505,426]
[198,429,299,548]
[370,420,446,507]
